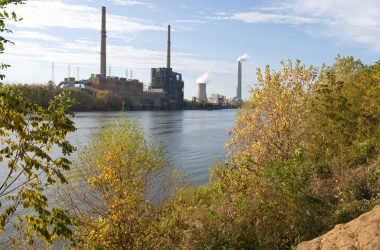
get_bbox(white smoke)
[237,53,249,63]
[196,71,213,84]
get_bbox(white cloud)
[3,36,234,75]
[292,0,380,52]
[214,0,380,52]
[2,0,234,85]
[110,0,155,9]
[222,11,318,25]
[10,0,164,35]
[173,20,207,24]
[7,31,63,42]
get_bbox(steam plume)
[237,53,249,63]
[196,71,213,84]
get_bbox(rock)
[297,205,380,250]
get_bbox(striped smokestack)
[100,6,106,77]
[167,25,171,69]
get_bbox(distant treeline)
[9,83,125,111]
[10,83,241,112]
[183,100,240,110]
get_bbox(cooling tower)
[236,61,242,99]
[197,83,208,102]
[100,6,106,77]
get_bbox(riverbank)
[7,83,241,112]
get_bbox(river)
[67,109,237,185]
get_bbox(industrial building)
[209,94,227,105]
[58,6,184,110]
[150,25,184,107]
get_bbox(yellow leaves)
[70,117,170,248]
[228,60,317,171]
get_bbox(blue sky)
[2,0,380,100]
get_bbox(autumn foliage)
[55,57,380,249]
[227,60,318,170]
[3,55,380,249]
[59,118,171,249]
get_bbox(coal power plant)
[58,6,184,110]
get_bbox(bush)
[59,117,172,249]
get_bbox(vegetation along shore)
[1,0,380,249]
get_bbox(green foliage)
[303,57,380,226]
[153,175,260,249]
[48,56,379,249]
[0,0,76,245]
[227,60,318,170]
[308,56,380,167]
[0,86,76,243]
[55,56,380,249]
[216,56,380,248]
[148,57,380,250]
[6,56,373,249]
[0,0,24,80]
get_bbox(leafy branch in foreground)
[0,0,24,80]
[0,86,76,243]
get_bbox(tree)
[305,56,380,224]
[59,117,170,249]
[0,87,76,243]
[0,0,76,244]
[219,57,380,248]
[227,60,318,172]
[309,56,380,166]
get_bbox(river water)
[0,109,237,246]
[67,109,237,185]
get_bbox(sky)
[2,0,380,100]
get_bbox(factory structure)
[150,25,184,106]
[59,6,184,109]
[58,6,245,110]
[190,53,248,106]
[192,71,230,106]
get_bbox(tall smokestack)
[100,6,106,77]
[167,25,171,69]
[236,53,248,99]
[236,61,242,99]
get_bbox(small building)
[209,93,227,105]
[88,74,143,94]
